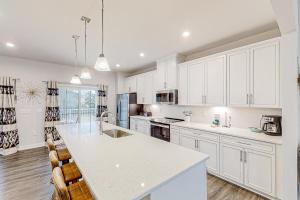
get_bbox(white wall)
[145,105,281,129]
[280,32,299,200]
[0,56,117,150]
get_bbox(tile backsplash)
[144,105,282,129]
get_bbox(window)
[59,86,97,124]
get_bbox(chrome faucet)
[99,111,115,134]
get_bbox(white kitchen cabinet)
[130,118,137,131]
[137,71,154,104]
[170,127,180,145]
[156,54,184,91]
[125,76,137,93]
[188,61,205,105]
[244,149,275,196]
[198,139,219,174]
[220,143,244,184]
[205,56,226,106]
[180,133,197,151]
[250,41,280,108]
[227,49,250,107]
[178,63,188,105]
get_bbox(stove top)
[150,117,184,125]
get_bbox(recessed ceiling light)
[139,53,145,57]
[116,64,120,67]
[182,31,191,38]
[5,42,15,48]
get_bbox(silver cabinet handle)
[194,140,197,148]
[204,96,207,104]
[249,94,253,105]
[246,94,249,104]
[240,150,243,162]
[244,151,247,163]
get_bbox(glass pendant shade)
[70,75,81,84]
[94,54,110,71]
[80,67,92,79]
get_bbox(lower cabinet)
[220,143,244,184]
[170,126,278,199]
[130,118,150,136]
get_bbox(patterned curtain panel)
[44,81,61,141]
[0,77,19,154]
[96,84,108,120]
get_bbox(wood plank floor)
[0,147,268,200]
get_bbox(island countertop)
[56,122,209,200]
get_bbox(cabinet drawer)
[221,135,275,154]
[180,128,219,142]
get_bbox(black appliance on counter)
[150,118,184,142]
[261,115,282,136]
[116,93,143,129]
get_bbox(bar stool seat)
[62,162,82,183]
[57,148,72,162]
[68,180,94,200]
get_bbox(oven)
[150,122,170,142]
[156,90,178,105]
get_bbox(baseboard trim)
[19,142,46,151]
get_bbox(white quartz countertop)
[172,122,282,145]
[130,115,156,120]
[56,122,208,200]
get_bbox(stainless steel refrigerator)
[116,93,143,129]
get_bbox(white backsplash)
[144,105,282,129]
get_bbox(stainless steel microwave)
[156,90,178,105]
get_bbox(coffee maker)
[261,115,282,136]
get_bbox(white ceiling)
[0,0,277,72]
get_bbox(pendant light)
[80,16,92,79]
[70,35,82,84]
[94,0,110,71]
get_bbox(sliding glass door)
[59,86,96,124]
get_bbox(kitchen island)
[56,122,209,200]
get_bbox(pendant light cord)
[73,35,79,67]
[84,20,87,65]
[101,0,104,55]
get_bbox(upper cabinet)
[205,56,226,106]
[250,41,280,108]
[137,71,154,104]
[156,54,184,91]
[180,55,226,106]
[124,76,137,93]
[227,40,280,108]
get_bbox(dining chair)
[47,138,71,164]
[52,167,94,200]
[49,151,82,184]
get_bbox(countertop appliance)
[261,115,282,136]
[150,117,184,142]
[156,90,178,105]
[116,93,143,129]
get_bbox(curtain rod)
[41,81,100,88]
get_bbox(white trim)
[18,142,46,151]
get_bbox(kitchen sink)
[102,129,132,138]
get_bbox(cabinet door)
[180,134,197,150]
[136,74,144,104]
[156,63,166,91]
[143,72,153,104]
[130,118,136,131]
[244,149,275,195]
[170,131,180,145]
[178,63,188,105]
[166,58,177,89]
[198,139,219,174]
[136,119,144,133]
[220,143,244,184]
[250,42,279,108]
[188,62,205,105]
[205,56,226,106]
[227,50,250,107]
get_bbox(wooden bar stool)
[47,138,71,164]
[52,167,94,200]
[49,151,82,184]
